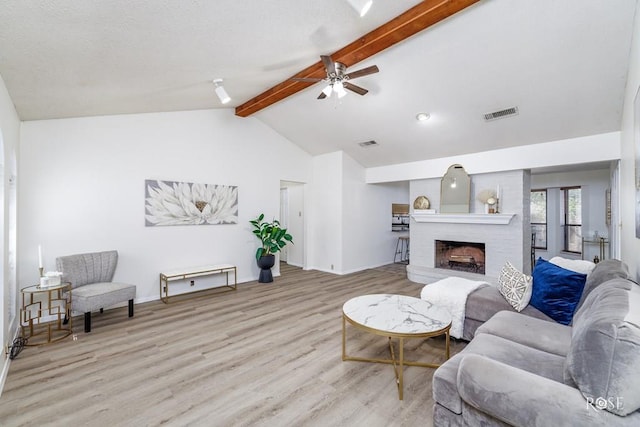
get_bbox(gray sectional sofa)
[462,257,600,341]
[433,259,640,426]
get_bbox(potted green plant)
[250,213,293,282]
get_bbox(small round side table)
[20,282,73,345]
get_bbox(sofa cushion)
[475,311,572,356]
[72,282,136,313]
[574,259,630,314]
[457,354,638,427]
[433,352,466,415]
[565,284,640,416]
[573,276,636,327]
[433,333,566,415]
[497,261,533,312]
[549,256,596,276]
[530,258,587,325]
[465,286,551,324]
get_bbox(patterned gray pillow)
[498,261,533,312]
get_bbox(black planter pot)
[257,254,276,283]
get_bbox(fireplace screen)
[435,240,486,274]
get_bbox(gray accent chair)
[56,250,136,333]
[433,260,640,426]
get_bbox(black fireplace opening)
[435,240,486,274]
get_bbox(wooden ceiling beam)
[235,0,480,117]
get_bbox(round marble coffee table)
[342,294,452,400]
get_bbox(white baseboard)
[306,260,398,276]
[0,326,20,398]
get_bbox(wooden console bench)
[159,264,237,303]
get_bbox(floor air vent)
[484,106,519,121]
[358,140,378,147]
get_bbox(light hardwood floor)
[0,264,466,427]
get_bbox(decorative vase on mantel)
[257,254,276,283]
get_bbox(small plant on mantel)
[250,213,293,283]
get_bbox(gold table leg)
[446,330,450,359]
[399,337,404,400]
[343,316,449,400]
[342,314,347,361]
[387,337,405,400]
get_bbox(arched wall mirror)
[440,164,471,213]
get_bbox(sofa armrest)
[457,354,613,426]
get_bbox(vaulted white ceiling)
[0,0,636,168]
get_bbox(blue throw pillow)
[530,257,587,325]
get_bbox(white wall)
[0,74,20,394]
[532,169,611,262]
[620,0,640,281]
[307,151,409,274]
[341,153,409,273]
[308,152,343,273]
[366,132,621,183]
[19,109,312,303]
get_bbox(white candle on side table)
[38,244,43,277]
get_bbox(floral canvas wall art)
[145,179,238,226]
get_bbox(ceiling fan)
[292,55,379,99]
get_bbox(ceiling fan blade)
[321,55,336,75]
[317,92,328,99]
[291,77,323,82]
[343,82,368,96]
[345,65,379,80]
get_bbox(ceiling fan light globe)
[335,81,347,98]
[322,85,333,97]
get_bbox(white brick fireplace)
[407,169,531,283]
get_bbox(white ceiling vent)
[358,140,378,147]
[484,106,519,122]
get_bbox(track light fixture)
[347,0,373,17]
[213,79,231,104]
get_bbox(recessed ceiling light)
[416,113,430,122]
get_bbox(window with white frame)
[563,187,582,253]
[530,189,547,250]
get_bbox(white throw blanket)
[420,277,489,339]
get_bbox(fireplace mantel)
[411,213,515,225]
